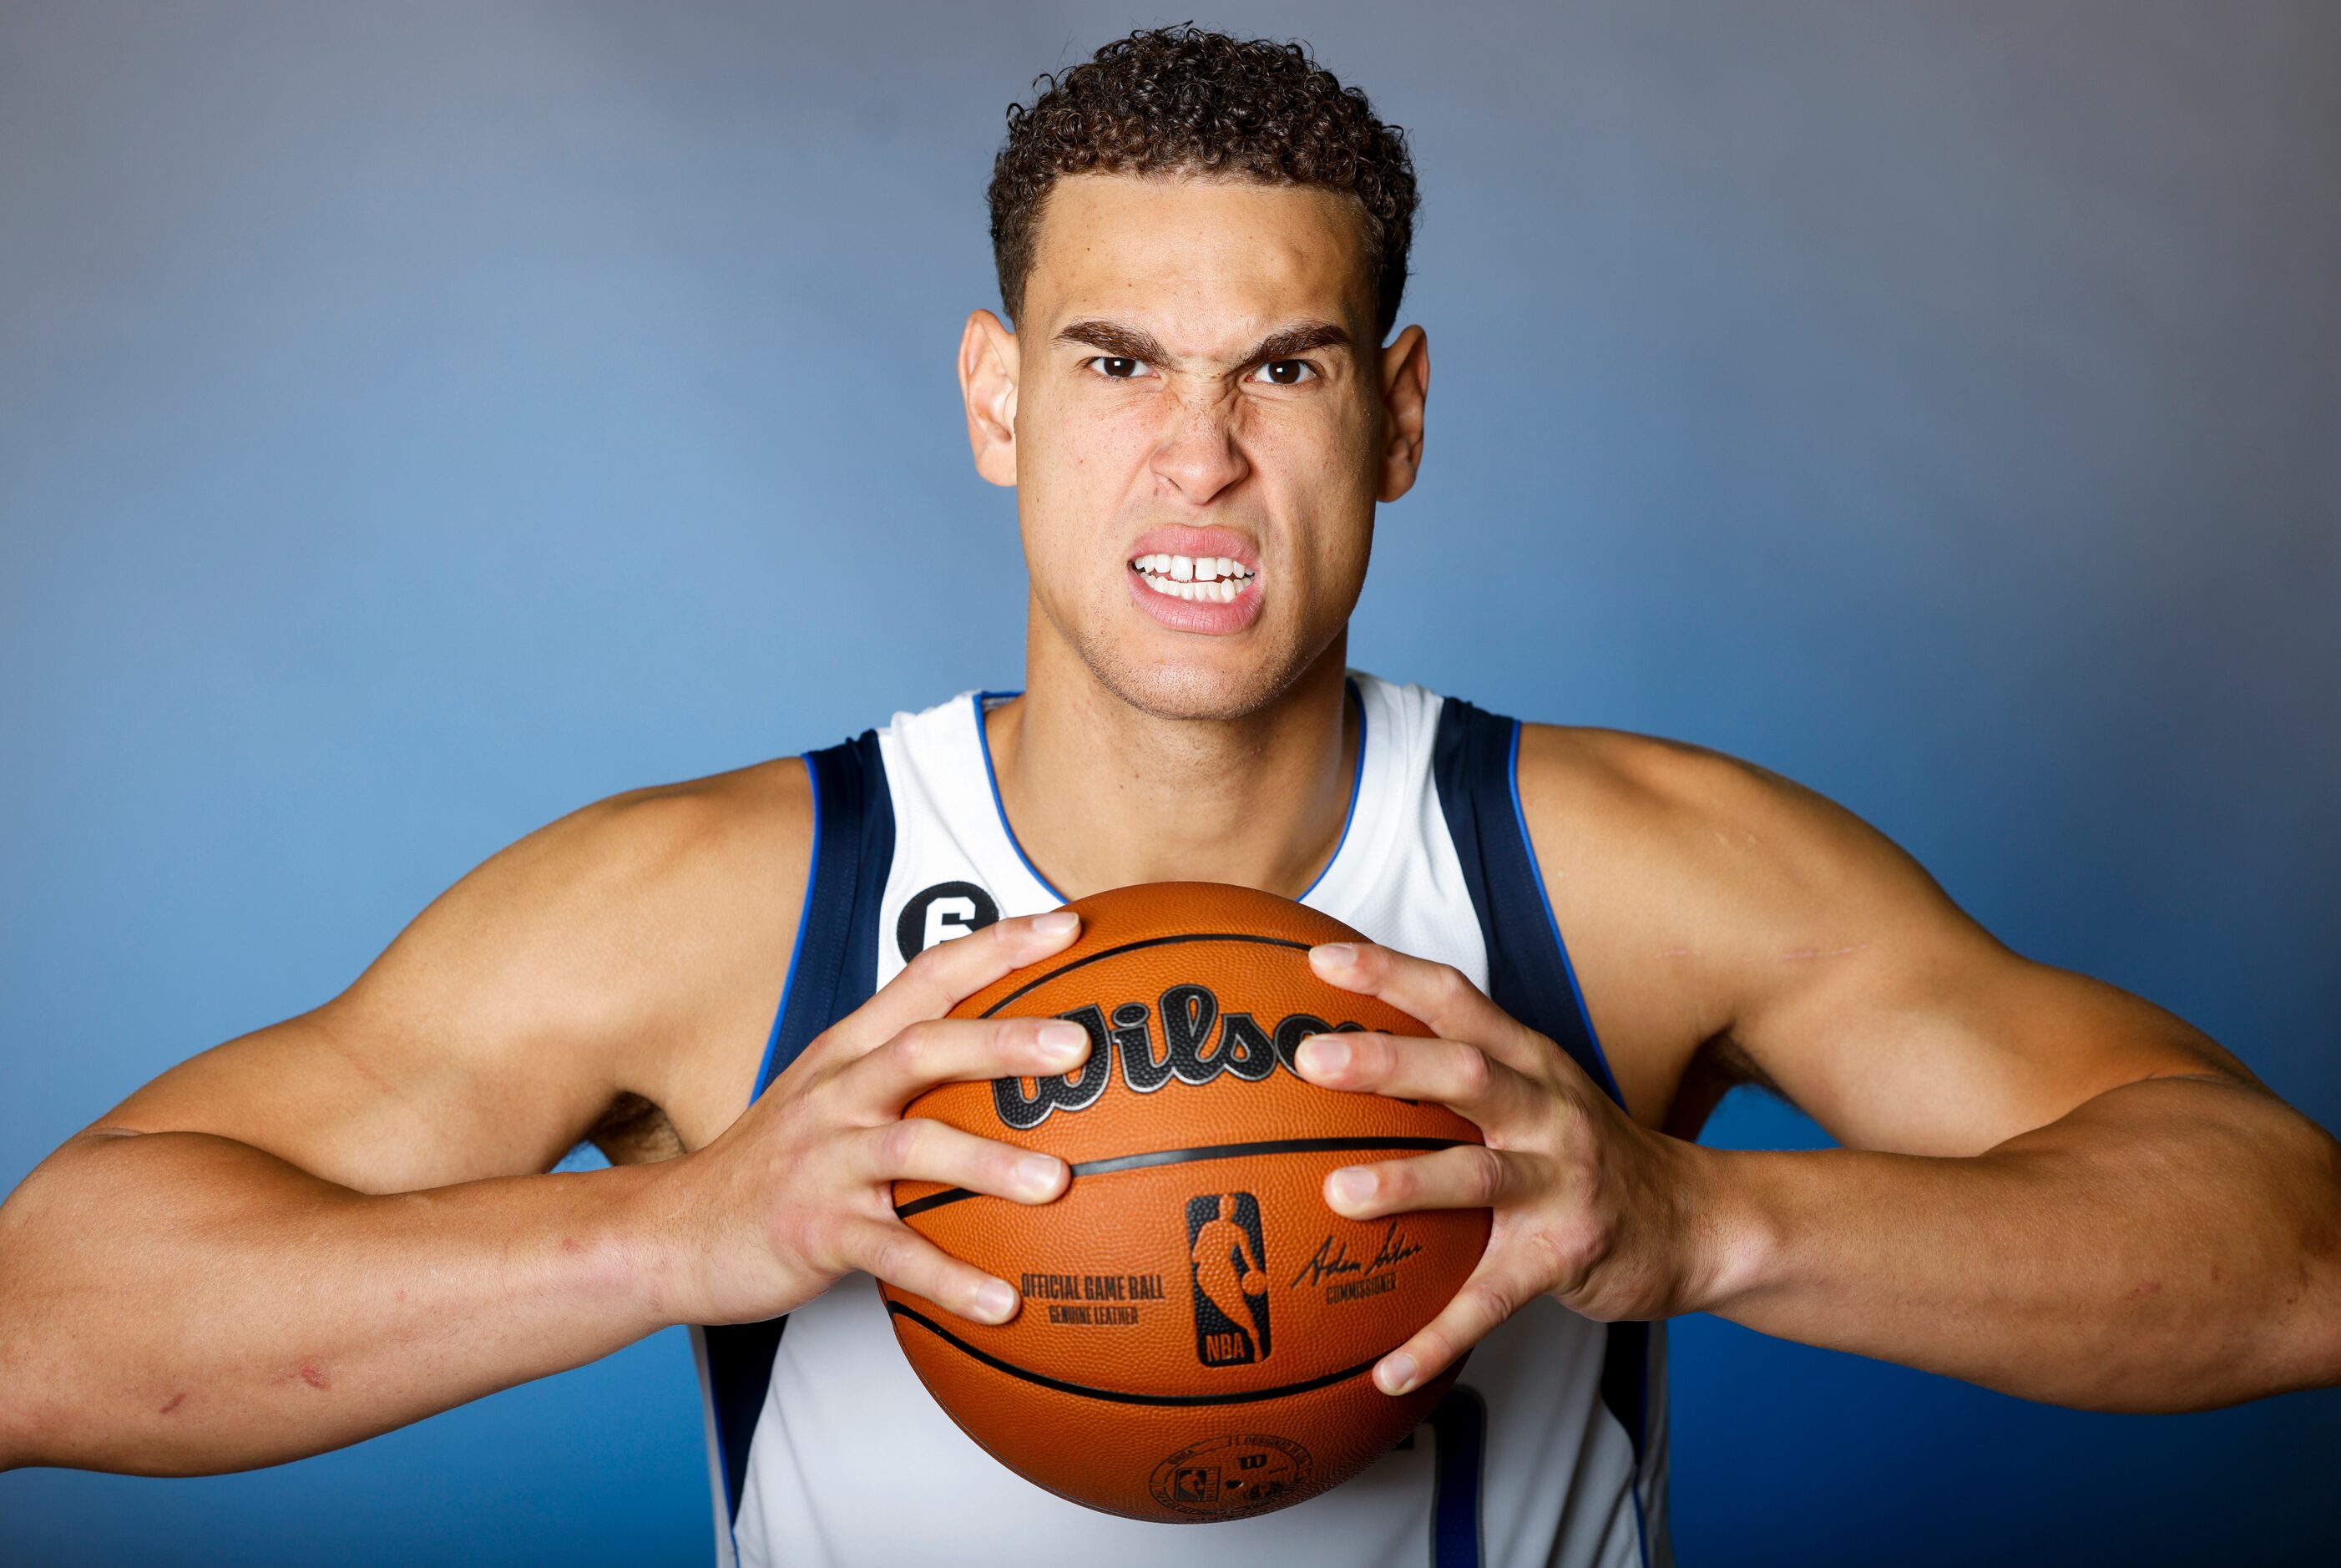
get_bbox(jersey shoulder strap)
[1428,696,1624,1106]
[1429,696,1661,1524]
[700,731,897,1531]
[754,730,897,1097]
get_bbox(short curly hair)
[987,26,1418,338]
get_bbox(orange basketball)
[885,882,1491,1522]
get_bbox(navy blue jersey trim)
[700,1315,786,1527]
[756,731,894,1094]
[1297,677,1368,901]
[748,756,824,1097]
[1428,1385,1488,1567]
[1431,697,1652,1497]
[1428,699,1620,1100]
[1502,721,1626,1105]
[1601,1322,1653,1500]
[973,690,1066,903]
[702,731,896,1523]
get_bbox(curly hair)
[987,26,1418,337]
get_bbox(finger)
[845,1218,1024,1326]
[1321,1143,1527,1222]
[842,1014,1091,1114]
[1291,1032,1530,1127]
[857,1116,1070,1205]
[1373,1250,1546,1395]
[829,909,1080,1055]
[1307,943,1541,1074]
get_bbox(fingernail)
[1031,911,1079,938]
[1014,1153,1063,1196]
[975,1278,1018,1321]
[1377,1352,1418,1394]
[1327,1166,1374,1206]
[1312,942,1358,969]
[1297,1034,1351,1075]
[1034,1021,1088,1060]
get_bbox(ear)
[959,310,1021,488]
[1376,325,1430,503]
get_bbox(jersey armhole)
[700,731,896,1534]
[1502,718,1628,1108]
[752,731,895,1099]
[747,755,825,1100]
[1430,698,1625,1107]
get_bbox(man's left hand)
[1292,940,1724,1396]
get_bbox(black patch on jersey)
[895,880,1000,960]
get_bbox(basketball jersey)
[693,674,1671,1568]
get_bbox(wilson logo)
[990,984,1361,1130]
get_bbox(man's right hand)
[0,772,1088,1475]
[650,908,1090,1329]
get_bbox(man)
[2,24,2335,1568]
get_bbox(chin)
[1034,579,1346,722]
[1083,636,1327,723]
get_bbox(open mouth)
[1130,553,1257,604]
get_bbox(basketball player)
[3,26,2337,1568]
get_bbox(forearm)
[0,1130,678,1474]
[1696,1075,2341,1411]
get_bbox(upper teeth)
[1133,554,1254,603]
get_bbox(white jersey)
[693,675,1670,1567]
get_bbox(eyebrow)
[1056,320,1170,363]
[1247,321,1350,364]
[1054,318,1352,371]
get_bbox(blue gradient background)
[3,3,2336,1562]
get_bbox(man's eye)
[1251,360,1316,386]
[1089,357,1150,379]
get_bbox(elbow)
[0,1211,55,1472]
[2182,1097,2341,1407]
[0,1253,58,1474]
[2288,1139,2341,1394]
[2215,1121,2341,1408]
[0,1148,118,1473]
[2096,1119,2341,1414]
[0,1372,48,1474]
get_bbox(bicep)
[92,994,606,1196]
[1694,770,2242,1156]
[94,881,635,1195]
[1739,928,2242,1156]
[1520,725,2240,1156]
[92,764,812,1193]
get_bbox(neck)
[986,620,1359,902]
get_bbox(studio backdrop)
[2,3,2335,1563]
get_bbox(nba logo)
[1186,1192,1272,1365]
[1171,1464,1221,1506]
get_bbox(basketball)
[884,882,1493,1522]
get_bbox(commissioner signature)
[1289,1222,1426,1289]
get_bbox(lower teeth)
[1139,573,1245,603]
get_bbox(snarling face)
[959,174,1428,721]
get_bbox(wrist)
[1674,1144,1787,1317]
[580,1158,700,1330]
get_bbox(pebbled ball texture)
[885,882,1491,1522]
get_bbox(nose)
[1147,390,1251,507]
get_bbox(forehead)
[1022,173,1374,346]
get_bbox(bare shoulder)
[352,753,818,1154]
[1514,721,1936,907]
[1513,724,2237,1150]
[1509,722,1979,1129]
[102,756,813,1186]
[397,754,816,1013]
